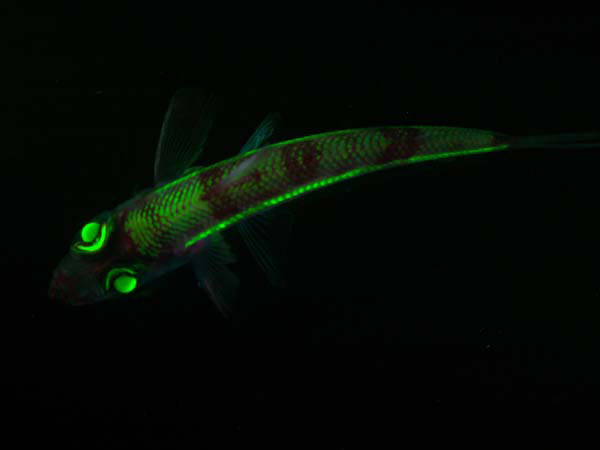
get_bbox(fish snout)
[49,267,102,305]
[48,269,69,302]
[48,269,86,304]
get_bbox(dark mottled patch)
[192,165,227,221]
[202,165,228,201]
[282,141,322,184]
[206,159,276,222]
[249,168,262,184]
[377,127,422,164]
[210,192,239,221]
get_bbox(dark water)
[10,7,600,446]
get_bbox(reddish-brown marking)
[209,191,240,221]
[218,168,272,220]
[282,141,322,185]
[203,156,274,222]
[248,168,262,184]
[377,127,422,164]
[201,164,229,202]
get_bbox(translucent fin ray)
[154,88,216,184]
[511,132,600,150]
[235,112,292,287]
[191,233,239,317]
[239,112,283,154]
[238,207,294,288]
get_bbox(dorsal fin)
[239,112,282,155]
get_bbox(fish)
[48,88,600,316]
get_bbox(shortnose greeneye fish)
[49,88,600,316]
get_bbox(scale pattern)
[124,126,509,257]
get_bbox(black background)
[9,6,600,447]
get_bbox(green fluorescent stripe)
[151,127,445,195]
[185,144,509,247]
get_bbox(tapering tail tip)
[510,132,600,150]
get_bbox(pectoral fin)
[191,233,239,317]
[153,88,216,185]
[237,207,294,288]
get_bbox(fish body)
[48,89,600,314]
[123,126,508,260]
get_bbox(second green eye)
[114,275,137,293]
[106,268,137,294]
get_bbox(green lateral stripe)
[185,144,509,247]
[149,126,454,195]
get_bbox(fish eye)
[106,268,137,294]
[81,222,100,242]
[74,221,109,253]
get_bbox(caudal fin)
[510,132,600,150]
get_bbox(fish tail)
[510,132,600,150]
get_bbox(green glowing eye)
[114,275,137,293]
[81,222,100,243]
[105,268,137,294]
[75,222,108,253]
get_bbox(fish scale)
[123,126,506,258]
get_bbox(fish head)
[49,211,147,305]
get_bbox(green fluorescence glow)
[75,222,108,253]
[184,143,509,248]
[81,222,100,243]
[105,267,137,293]
[150,128,377,196]
[124,176,210,257]
[114,275,137,293]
